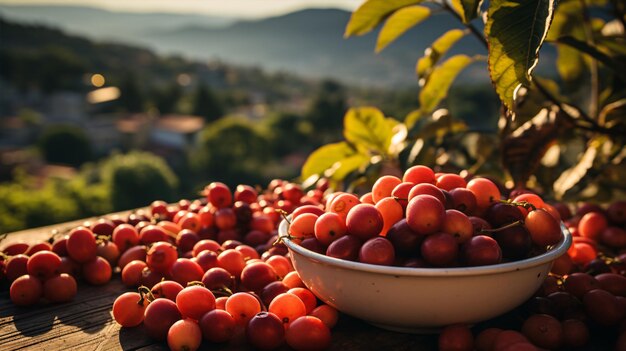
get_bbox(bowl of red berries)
[279,166,572,332]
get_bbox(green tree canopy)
[196,116,270,186]
[101,151,179,211]
[37,124,92,167]
[0,170,79,233]
[193,83,224,123]
[263,112,313,157]
[155,83,182,115]
[305,79,348,144]
[118,73,145,113]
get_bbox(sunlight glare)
[87,86,120,104]
[91,74,106,87]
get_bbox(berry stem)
[498,199,537,212]
[479,220,524,234]
[275,209,291,224]
[212,285,234,297]
[272,211,302,245]
[137,285,155,304]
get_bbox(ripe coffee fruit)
[346,204,384,241]
[406,195,445,235]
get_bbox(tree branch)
[441,0,624,140]
[580,0,600,119]
[442,2,488,49]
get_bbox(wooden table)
[1,219,619,351]
[0,219,439,351]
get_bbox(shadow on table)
[55,300,112,334]
[1,288,56,336]
[118,324,167,350]
[331,314,438,351]
[11,308,56,336]
[1,284,117,338]
[53,278,132,334]
[7,296,113,337]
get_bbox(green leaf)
[556,45,585,82]
[419,54,475,114]
[547,0,583,41]
[376,6,431,52]
[451,0,482,23]
[557,36,626,82]
[546,0,588,84]
[345,0,424,37]
[301,142,359,181]
[486,0,557,109]
[344,107,394,154]
[327,153,371,181]
[416,29,466,83]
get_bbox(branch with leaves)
[303,0,626,202]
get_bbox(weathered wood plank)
[0,278,136,350]
[0,277,438,351]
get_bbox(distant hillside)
[0,16,193,91]
[0,5,488,87]
[0,17,321,106]
[0,4,233,45]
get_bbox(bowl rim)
[279,218,572,277]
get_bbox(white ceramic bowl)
[279,219,572,333]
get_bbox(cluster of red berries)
[2,166,625,351]
[287,165,564,269]
[436,200,626,351]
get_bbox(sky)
[0,0,363,18]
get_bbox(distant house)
[116,113,152,150]
[150,115,205,150]
[114,113,205,168]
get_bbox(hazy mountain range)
[0,5,496,86]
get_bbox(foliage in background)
[193,116,271,187]
[302,0,626,202]
[117,73,145,113]
[100,152,179,211]
[263,112,314,158]
[0,168,79,233]
[301,106,499,192]
[305,80,348,145]
[37,124,92,167]
[0,151,179,233]
[193,84,224,123]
